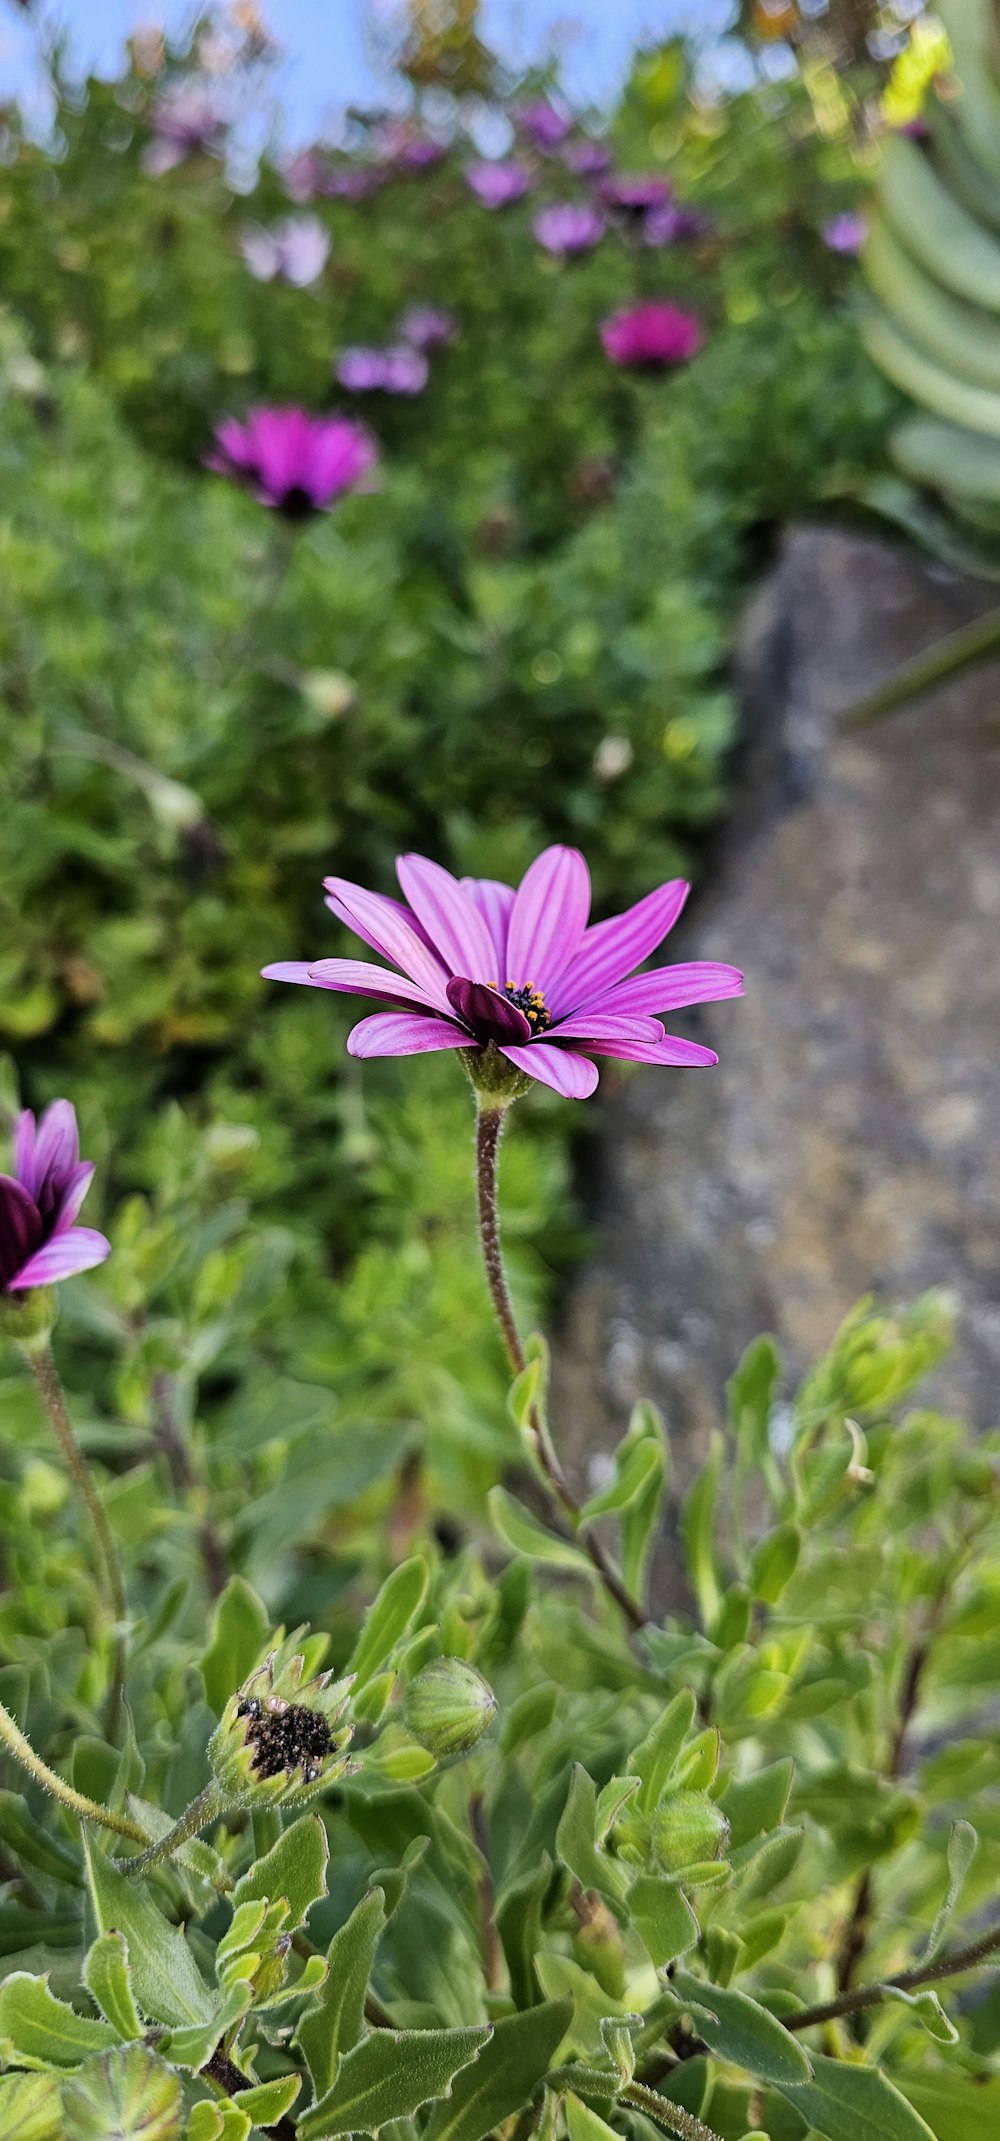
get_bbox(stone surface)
[555,525,1000,1514]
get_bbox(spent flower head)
[210,1636,355,1808]
[0,1100,110,1298]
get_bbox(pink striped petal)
[446,977,531,1043]
[0,1176,42,1289]
[506,846,591,994]
[460,878,516,976]
[323,878,450,1007]
[552,880,690,1013]
[12,1227,111,1290]
[603,962,744,1017]
[396,854,496,980]
[262,962,328,986]
[14,1111,39,1199]
[306,958,440,1012]
[52,1163,95,1235]
[346,1011,471,1059]
[548,1012,664,1044]
[591,1035,718,1067]
[324,882,436,952]
[500,1042,599,1099]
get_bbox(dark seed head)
[240,1697,336,1781]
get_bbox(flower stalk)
[0,1696,147,1844]
[120,1782,227,1877]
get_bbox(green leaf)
[0,1974,117,2070]
[533,1956,630,2060]
[61,2046,183,2141]
[565,2094,621,2141]
[900,2075,1000,2139]
[680,1437,724,1631]
[295,1888,387,2098]
[924,1819,978,1962]
[84,1837,215,2030]
[556,1766,628,1908]
[727,1336,780,1463]
[231,2075,301,2125]
[160,1984,252,2073]
[199,1578,270,1718]
[0,1792,81,1887]
[719,1761,794,1849]
[627,1690,697,1813]
[83,1932,143,2041]
[422,1999,572,2141]
[579,1436,663,1524]
[509,1336,548,1432]
[488,1489,595,1575]
[881,1985,958,2044]
[669,1971,812,2086]
[619,1403,670,1600]
[348,1558,429,1689]
[748,1526,801,1605]
[777,2053,937,2141]
[0,2071,63,2139]
[231,1813,329,1931]
[627,1876,699,1967]
[297,2025,492,2141]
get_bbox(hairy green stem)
[785,1916,1000,2033]
[120,1782,227,1877]
[623,2079,724,2141]
[22,1338,128,1737]
[0,1697,147,1842]
[475,1105,646,1633]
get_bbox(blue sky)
[1,2,734,137]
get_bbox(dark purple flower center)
[237,1695,334,1783]
[277,484,318,522]
[501,982,551,1033]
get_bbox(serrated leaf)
[230,2075,301,2124]
[231,1813,328,1931]
[199,1579,270,1718]
[488,1489,595,1575]
[669,1971,812,2086]
[627,1690,697,1813]
[295,1888,386,2098]
[83,1932,143,2041]
[162,1983,251,2072]
[627,1876,699,1967]
[0,1972,117,2069]
[777,2052,936,2141]
[556,1767,628,1909]
[348,1558,429,1690]
[0,2070,64,2139]
[84,1837,215,2030]
[296,2024,492,2141]
[422,1999,572,2141]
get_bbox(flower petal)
[506,846,591,994]
[590,1035,719,1067]
[396,854,496,980]
[14,1111,38,1199]
[307,958,440,1012]
[12,1226,111,1290]
[460,877,516,975]
[552,880,690,1012]
[262,961,328,986]
[0,1176,42,1290]
[548,1012,664,1043]
[446,977,531,1044]
[500,1042,599,1099]
[602,962,744,1017]
[52,1162,95,1235]
[323,877,450,1006]
[346,1011,471,1059]
[31,1100,80,1201]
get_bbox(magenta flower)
[240,214,330,286]
[465,160,531,209]
[822,211,868,254]
[0,1102,110,1294]
[336,345,429,395]
[534,203,605,255]
[398,304,457,350]
[600,302,703,371]
[601,173,672,215]
[208,408,377,516]
[562,139,612,179]
[516,101,572,151]
[263,847,742,1101]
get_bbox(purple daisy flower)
[398,304,457,350]
[643,203,710,247]
[465,159,531,209]
[0,1101,110,1294]
[534,202,605,255]
[145,84,227,174]
[336,345,429,395]
[600,301,704,370]
[207,407,377,516]
[263,846,742,1101]
[372,120,448,170]
[516,100,572,152]
[562,138,612,179]
[240,214,330,286]
[822,211,868,254]
[601,172,672,216]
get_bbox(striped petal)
[506,846,591,994]
[603,962,744,1017]
[306,958,441,1012]
[323,877,451,1007]
[460,877,516,976]
[0,1176,42,1290]
[52,1162,95,1235]
[14,1111,39,1199]
[12,1226,111,1290]
[552,880,689,1013]
[396,854,496,979]
[346,1011,471,1059]
[324,882,436,952]
[592,1035,719,1067]
[500,1042,599,1099]
[548,1012,664,1044]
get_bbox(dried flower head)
[209,1636,355,1807]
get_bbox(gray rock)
[555,524,1000,1515]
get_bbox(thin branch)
[786,1917,1000,2033]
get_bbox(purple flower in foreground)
[562,138,612,179]
[601,172,672,215]
[145,84,227,173]
[0,1102,110,1294]
[240,214,330,286]
[399,304,457,350]
[601,301,703,371]
[534,202,605,255]
[465,159,531,209]
[822,210,868,254]
[263,846,742,1101]
[336,345,429,395]
[517,100,572,151]
[208,407,377,516]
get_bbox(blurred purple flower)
[337,345,429,395]
[372,120,448,170]
[208,407,377,515]
[325,162,385,200]
[643,202,710,247]
[562,138,612,179]
[822,210,868,254]
[263,846,742,1101]
[516,100,571,151]
[0,1101,110,1294]
[145,84,227,173]
[283,148,326,202]
[240,214,330,286]
[534,202,605,255]
[465,160,531,209]
[601,301,704,370]
[601,172,672,215]
[399,304,457,350]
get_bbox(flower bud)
[209,1632,355,1809]
[0,1285,57,1348]
[403,1658,497,1757]
[615,1789,729,1874]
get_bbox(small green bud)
[615,1789,729,1875]
[0,1286,57,1349]
[403,1658,497,1757]
[209,1631,355,1809]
